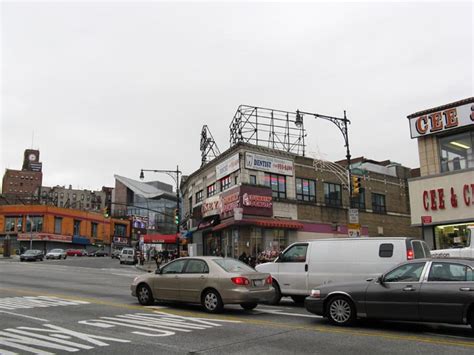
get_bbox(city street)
[0,257,473,354]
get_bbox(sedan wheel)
[137,284,154,305]
[202,289,223,313]
[327,296,355,326]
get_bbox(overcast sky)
[1,1,472,191]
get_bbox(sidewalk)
[0,254,19,260]
[134,260,159,273]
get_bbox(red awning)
[143,234,178,244]
[212,218,303,232]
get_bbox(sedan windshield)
[24,250,38,255]
[50,249,63,253]
[213,258,254,273]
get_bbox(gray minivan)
[256,237,431,304]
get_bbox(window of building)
[296,178,316,202]
[220,175,232,191]
[207,183,216,197]
[250,175,257,185]
[351,188,366,209]
[235,175,239,185]
[81,194,84,200]
[91,222,98,238]
[439,131,474,172]
[114,224,126,237]
[434,223,471,249]
[27,216,43,232]
[54,217,62,234]
[372,193,386,213]
[195,190,203,203]
[5,217,17,232]
[188,196,193,214]
[264,173,286,199]
[324,182,342,207]
[73,220,81,236]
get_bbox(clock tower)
[22,149,42,172]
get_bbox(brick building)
[181,142,418,258]
[0,205,131,254]
[2,149,43,199]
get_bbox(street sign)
[348,229,361,238]
[348,209,359,224]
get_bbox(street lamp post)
[140,166,182,256]
[294,109,353,203]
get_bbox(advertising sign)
[201,195,221,218]
[17,233,72,243]
[245,152,294,176]
[219,186,273,219]
[216,153,240,180]
[409,102,474,139]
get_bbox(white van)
[119,248,136,265]
[255,237,431,304]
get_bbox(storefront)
[407,97,474,249]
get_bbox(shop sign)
[409,102,474,139]
[216,153,240,180]
[201,195,221,218]
[409,170,474,225]
[17,233,72,243]
[245,152,294,176]
[113,236,130,245]
[219,186,273,219]
[421,216,432,224]
[220,187,240,219]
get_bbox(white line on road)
[255,309,322,318]
[0,311,49,322]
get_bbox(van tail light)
[310,289,321,299]
[407,249,414,260]
[231,277,250,286]
[265,275,272,285]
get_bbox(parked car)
[45,248,67,260]
[131,257,274,313]
[66,249,85,257]
[256,237,431,304]
[120,248,136,264]
[88,249,107,257]
[304,258,474,329]
[111,249,122,259]
[20,249,44,262]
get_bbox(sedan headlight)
[309,289,321,299]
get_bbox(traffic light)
[103,207,109,218]
[174,209,179,225]
[352,176,361,196]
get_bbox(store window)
[54,217,62,234]
[114,224,127,237]
[324,182,342,207]
[250,227,263,257]
[73,220,81,236]
[5,217,17,232]
[195,190,203,203]
[250,175,257,185]
[91,222,98,238]
[439,131,474,172]
[351,188,366,210]
[264,173,286,199]
[372,193,386,214]
[220,175,232,191]
[296,178,316,202]
[207,183,216,197]
[27,216,43,232]
[434,223,471,249]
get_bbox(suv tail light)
[265,275,272,285]
[407,249,414,260]
[231,277,250,286]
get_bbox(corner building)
[407,97,474,249]
[181,142,416,258]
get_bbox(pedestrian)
[239,252,248,264]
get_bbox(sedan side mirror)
[377,275,385,284]
[155,268,161,274]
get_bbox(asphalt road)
[1,256,473,354]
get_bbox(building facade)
[182,142,417,259]
[407,97,474,250]
[0,205,131,254]
[39,185,107,211]
[2,149,43,198]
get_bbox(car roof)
[406,257,474,266]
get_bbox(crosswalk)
[0,296,89,311]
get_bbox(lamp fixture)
[450,141,470,149]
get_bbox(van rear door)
[276,243,309,295]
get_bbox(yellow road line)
[1,286,473,348]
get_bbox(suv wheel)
[326,296,356,326]
[202,289,223,313]
[267,280,282,305]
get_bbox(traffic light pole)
[140,166,182,256]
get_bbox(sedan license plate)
[253,279,264,287]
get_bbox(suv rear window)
[412,241,425,259]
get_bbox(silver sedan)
[131,256,274,313]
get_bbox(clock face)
[28,153,36,161]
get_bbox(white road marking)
[0,296,89,311]
[0,311,49,322]
[255,309,322,318]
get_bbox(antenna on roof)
[200,125,221,167]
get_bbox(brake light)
[265,275,272,285]
[407,249,414,260]
[310,289,321,299]
[231,277,250,286]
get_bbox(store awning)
[143,234,178,244]
[212,218,303,232]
